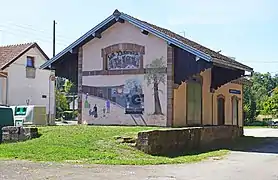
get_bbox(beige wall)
[173,68,243,127]
[3,47,55,118]
[82,22,167,71]
[173,82,186,127]
[82,22,168,126]
[213,82,243,126]
[201,69,213,125]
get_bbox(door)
[232,96,239,125]
[217,96,225,125]
[187,81,202,125]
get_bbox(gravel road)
[1,128,278,180]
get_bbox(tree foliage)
[55,89,69,118]
[262,88,278,118]
[243,72,278,122]
[55,78,76,119]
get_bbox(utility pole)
[53,20,57,57]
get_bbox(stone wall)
[136,125,243,155]
[1,126,39,143]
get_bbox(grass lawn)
[0,126,264,165]
[244,126,269,129]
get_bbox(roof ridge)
[0,42,35,48]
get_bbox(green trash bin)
[0,106,14,142]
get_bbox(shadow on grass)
[162,136,278,158]
[36,133,42,139]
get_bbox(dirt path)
[1,128,278,180]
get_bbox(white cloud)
[167,0,276,25]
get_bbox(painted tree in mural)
[145,57,166,115]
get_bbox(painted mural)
[82,76,166,126]
[82,78,147,125]
[107,51,141,70]
[81,57,168,126]
[144,57,166,115]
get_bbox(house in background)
[0,42,55,123]
[41,9,253,127]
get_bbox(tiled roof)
[231,77,252,85]
[41,9,253,72]
[127,14,253,72]
[0,42,35,69]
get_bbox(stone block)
[1,126,39,143]
[136,126,243,155]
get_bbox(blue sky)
[0,0,277,73]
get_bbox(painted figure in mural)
[84,93,90,109]
[106,100,110,113]
[102,106,106,117]
[145,57,166,115]
[93,104,98,118]
[89,106,93,116]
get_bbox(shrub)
[63,110,78,120]
[245,120,269,126]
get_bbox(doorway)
[217,95,225,125]
[232,96,239,126]
[187,80,202,126]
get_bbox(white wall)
[4,46,55,117]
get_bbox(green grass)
[0,126,264,165]
[244,126,270,129]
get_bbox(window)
[26,56,35,68]
[26,56,36,78]
[15,107,27,116]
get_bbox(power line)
[0,29,68,46]
[243,61,278,63]
[5,20,72,39]
[0,24,72,44]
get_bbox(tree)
[55,78,76,119]
[243,85,257,121]
[262,88,278,118]
[250,72,276,111]
[55,88,69,118]
[243,72,278,122]
[144,57,166,115]
[64,79,73,94]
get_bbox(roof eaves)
[213,58,253,72]
[120,13,212,62]
[40,15,115,69]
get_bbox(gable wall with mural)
[81,21,168,126]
